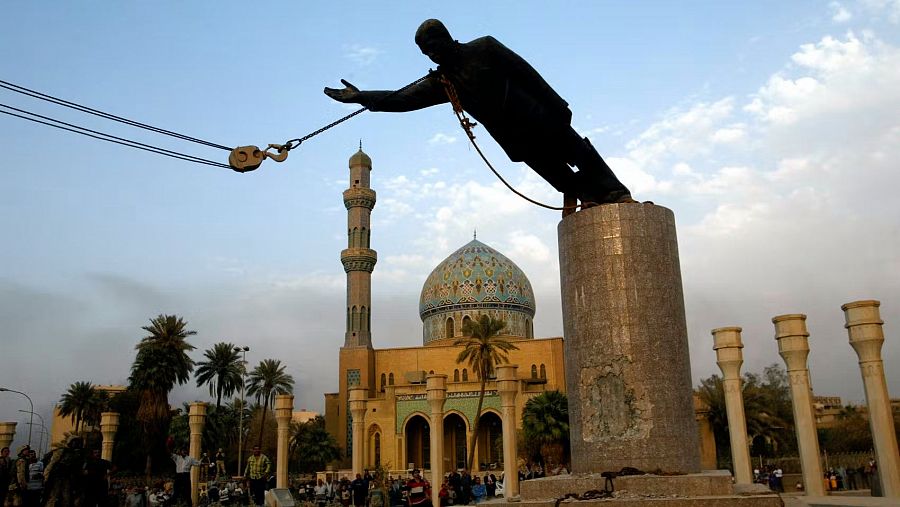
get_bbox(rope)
[0,79,232,151]
[0,103,231,168]
[438,75,584,213]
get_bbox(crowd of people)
[754,459,880,494]
[0,437,113,507]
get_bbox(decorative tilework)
[395,393,502,433]
[419,240,536,320]
[346,369,361,456]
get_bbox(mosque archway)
[443,412,468,472]
[404,414,431,470]
[476,411,503,469]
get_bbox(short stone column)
[693,395,717,471]
[100,412,120,461]
[773,314,825,496]
[496,365,520,499]
[0,422,16,451]
[349,387,368,476]
[558,204,699,473]
[275,394,294,489]
[842,300,900,498]
[712,327,752,484]
[189,402,207,507]
[426,374,447,507]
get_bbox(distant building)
[49,384,126,446]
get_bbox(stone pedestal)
[426,375,447,507]
[0,422,16,451]
[497,365,520,499]
[275,395,294,489]
[773,314,825,496]
[349,387,368,476]
[712,327,752,485]
[842,300,900,498]
[558,203,699,473]
[100,412,120,461]
[189,402,207,506]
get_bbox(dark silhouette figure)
[325,19,633,208]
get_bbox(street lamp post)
[18,410,47,456]
[1,387,34,447]
[234,346,250,478]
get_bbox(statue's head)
[415,19,456,65]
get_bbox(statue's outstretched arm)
[324,77,446,112]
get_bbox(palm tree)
[129,314,196,477]
[454,314,518,471]
[522,390,569,469]
[246,359,294,446]
[195,342,243,408]
[59,381,108,434]
[290,415,341,473]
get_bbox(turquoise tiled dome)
[419,239,536,321]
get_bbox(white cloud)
[343,44,382,65]
[428,133,457,145]
[830,1,853,22]
[420,167,439,176]
[860,0,900,23]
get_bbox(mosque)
[322,148,717,474]
[323,148,567,474]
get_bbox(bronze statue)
[325,19,634,207]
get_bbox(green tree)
[129,314,196,477]
[522,390,569,469]
[290,415,341,473]
[697,364,793,468]
[246,359,294,446]
[58,381,108,434]
[454,314,518,471]
[195,342,244,408]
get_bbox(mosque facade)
[323,148,566,474]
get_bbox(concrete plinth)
[0,422,16,451]
[189,402,207,507]
[275,395,294,489]
[503,471,781,507]
[558,203,699,474]
[842,300,900,498]
[100,412,120,461]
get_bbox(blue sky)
[2,1,900,452]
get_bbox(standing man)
[215,448,226,479]
[171,448,200,505]
[25,449,44,507]
[351,473,368,507]
[244,445,272,507]
[325,19,635,209]
[84,448,112,507]
[0,447,12,507]
[8,445,31,507]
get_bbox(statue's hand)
[324,79,362,104]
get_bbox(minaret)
[341,146,377,348]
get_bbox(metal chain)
[437,75,584,213]
[282,74,431,152]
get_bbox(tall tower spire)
[341,147,377,348]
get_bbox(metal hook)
[263,144,288,162]
[228,144,290,172]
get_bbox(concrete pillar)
[100,412,120,461]
[712,327,752,485]
[496,365,520,499]
[0,422,16,451]
[558,204,699,473]
[189,402,207,507]
[773,314,825,496]
[426,374,447,507]
[349,387,368,477]
[842,300,900,498]
[693,395,717,471]
[275,394,294,489]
